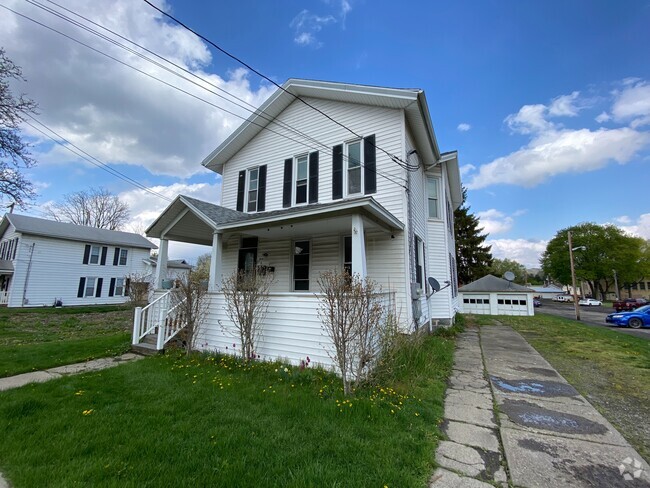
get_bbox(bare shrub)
[170,269,209,356]
[126,272,151,307]
[317,270,388,395]
[221,269,273,360]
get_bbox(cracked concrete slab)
[445,389,493,411]
[429,468,496,487]
[436,441,486,477]
[445,399,498,429]
[443,420,501,453]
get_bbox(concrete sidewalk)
[430,325,650,487]
[0,353,144,392]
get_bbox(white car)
[552,295,574,302]
[579,298,602,306]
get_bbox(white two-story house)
[139,79,462,365]
[0,214,156,307]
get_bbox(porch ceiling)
[235,214,386,239]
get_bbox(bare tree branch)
[43,187,129,230]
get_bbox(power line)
[5,1,408,190]
[142,0,420,172]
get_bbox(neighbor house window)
[89,245,101,264]
[427,178,440,219]
[119,249,128,266]
[295,154,308,205]
[345,140,362,195]
[85,277,97,297]
[293,240,310,291]
[115,278,125,296]
[247,167,259,212]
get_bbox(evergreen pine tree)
[454,188,493,285]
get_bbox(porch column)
[209,232,223,292]
[154,238,168,289]
[351,214,367,279]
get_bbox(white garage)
[459,275,535,316]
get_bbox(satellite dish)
[428,277,441,292]
[503,271,515,282]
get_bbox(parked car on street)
[533,298,542,307]
[552,295,574,302]
[579,298,602,306]
[612,298,648,312]
[606,305,650,329]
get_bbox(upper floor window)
[119,249,128,265]
[89,245,101,264]
[427,178,439,219]
[346,140,363,196]
[237,166,267,213]
[247,167,259,212]
[295,154,309,205]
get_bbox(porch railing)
[0,291,8,305]
[132,290,187,350]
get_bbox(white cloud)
[290,9,335,47]
[612,80,650,128]
[595,111,611,123]
[476,209,514,235]
[457,123,471,132]
[487,239,548,268]
[459,164,476,177]
[0,1,275,178]
[294,32,317,46]
[613,215,632,225]
[615,213,650,240]
[468,126,650,189]
[548,91,581,117]
[505,104,554,134]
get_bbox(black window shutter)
[282,158,293,208]
[364,134,377,195]
[77,277,86,298]
[308,151,319,204]
[95,278,103,297]
[108,278,115,297]
[236,170,246,212]
[100,246,108,265]
[257,165,267,211]
[125,278,131,297]
[332,144,343,200]
[113,248,120,266]
[83,245,91,264]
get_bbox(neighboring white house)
[528,284,564,300]
[143,258,192,285]
[459,275,535,316]
[0,214,156,307]
[137,79,462,366]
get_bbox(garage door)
[496,295,529,316]
[462,295,491,314]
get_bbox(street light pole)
[568,231,581,321]
[612,269,620,300]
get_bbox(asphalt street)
[536,300,650,340]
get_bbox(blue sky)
[1,0,649,265]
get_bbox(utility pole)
[568,231,581,321]
[612,269,620,300]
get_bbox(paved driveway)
[536,300,650,340]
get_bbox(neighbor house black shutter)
[364,134,376,195]
[125,278,131,297]
[113,248,120,266]
[257,165,267,211]
[236,170,246,212]
[108,278,116,297]
[308,151,319,204]
[77,277,86,298]
[82,245,91,264]
[100,246,108,265]
[282,158,293,208]
[332,144,343,200]
[95,278,103,297]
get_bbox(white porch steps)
[131,334,162,356]
[131,290,187,354]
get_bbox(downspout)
[22,243,35,307]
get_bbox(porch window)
[343,236,352,275]
[119,248,128,265]
[293,240,310,291]
[89,245,101,264]
[247,168,259,212]
[295,154,308,205]
[427,178,440,219]
[345,140,362,195]
[238,237,258,274]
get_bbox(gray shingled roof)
[181,196,246,225]
[0,259,13,273]
[144,258,192,270]
[459,274,534,293]
[3,214,156,249]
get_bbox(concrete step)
[131,342,163,356]
[142,333,157,345]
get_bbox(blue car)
[606,304,650,329]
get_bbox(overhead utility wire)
[24,116,174,202]
[142,0,420,173]
[8,1,407,189]
[31,0,404,187]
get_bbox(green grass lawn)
[0,327,458,487]
[0,305,133,377]
[472,313,650,461]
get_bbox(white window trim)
[84,277,98,297]
[344,139,364,197]
[245,166,260,213]
[291,239,311,292]
[89,245,101,265]
[293,153,309,206]
[427,177,441,221]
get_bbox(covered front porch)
[134,195,404,362]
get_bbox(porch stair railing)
[132,289,187,353]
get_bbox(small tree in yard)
[221,269,273,360]
[317,270,386,396]
[170,269,209,356]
